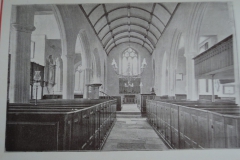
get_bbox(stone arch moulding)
[186,2,209,54]
[184,2,209,100]
[168,29,182,96]
[93,48,102,79]
[78,30,91,69]
[51,5,68,56]
[161,51,168,96]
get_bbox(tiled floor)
[102,104,169,151]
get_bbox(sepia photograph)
[1,0,240,159]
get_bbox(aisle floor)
[102,104,169,151]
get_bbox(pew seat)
[6,99,117,151]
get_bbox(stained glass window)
[122,48,138,75]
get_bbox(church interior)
[4,2,240,151]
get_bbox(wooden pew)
[6,99,117,151]
[146,99,240,149]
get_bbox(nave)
[102,104,168,151]
[4,2,240,152]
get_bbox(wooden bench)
[146,99,240,149]
[6,99,117,151]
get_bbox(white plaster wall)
[33,14,60,39]
[200,2,233,42]
[31,35,46,66]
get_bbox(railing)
[99,91,122,111]
[146,99,240,149]
[194,35,233,78]
[99,91,114,99]
[137,94,156,114]
[6,99,117,151]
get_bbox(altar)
[123,95,136,104]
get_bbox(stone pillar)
[211,74,215,102]
[185,54,199,101]
[9,6,35,103]
[83,68,92,98]
[61,53,76,99]
[228,2,240,105]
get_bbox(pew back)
[6,99,117,151]
[146,100,240,149]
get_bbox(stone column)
[61,53,76,99]
[83,68,92,98]
[228,2,240,105]
[211,74,215,102]
[185,53,199,101]
[9,6,35,103]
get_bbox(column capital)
[11,23,36,33]
[184,53,197,59]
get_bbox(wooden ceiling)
[80,3,179,55]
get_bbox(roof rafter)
[103,29,156,48]
[105,35,154,51]
[100,15,161,40]
[99,23,158,40]
[102,4,116,49]
[157,3,172,15]
[99,6,165,26]
[107,41,152,55]
[93,6,165,30]
[143,3,156,49]
[87,4,101,17]
[80,3,180,56]
[79,5,104,49]
[152,3,180,54]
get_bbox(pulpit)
[86,83,102,99]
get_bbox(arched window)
[74,65,84,93]
[122,48,138,75]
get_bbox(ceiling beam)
[152,3,180,54]
[105,35,154,51]
[98,23,158,40]
[100,15,161,40]
[102,4,116,49]
[103,29,156,49]
[79,5,104,49]
[106,6,165,26]
[87,4,101,17]
[93,6,165,31]
[143,3,156,49]
[107,41,152,55]
[157,3,172,15]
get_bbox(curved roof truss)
[105,35,154,51]
[104,29,156,48]
[80,3,179,55]
[108,41,152,54]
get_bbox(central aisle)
[102,104,169,151]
